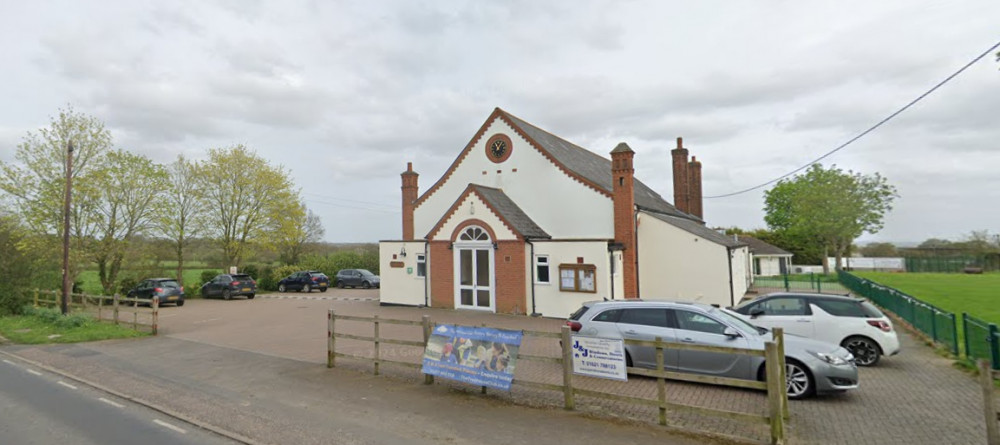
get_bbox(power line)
[302,192,398,210]
[705,38,1000,199]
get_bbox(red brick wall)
[671,138,689,214]
[612,148,638,299]
[429,241,453,308]
[495,240,526,315]
[401,163,419,240]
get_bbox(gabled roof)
[641,211,745,248]
[737,235,793,256]
[426,184,550,241]
[415,108,700,222]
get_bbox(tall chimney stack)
[688,156,703,219]
[401,162,419,240]
[611,143,639,299]
[671,137,689,213]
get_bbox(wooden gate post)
[773,327,789,420]
[113,293,120,325]
[766,341,786,445]
[33,289,39,308]
[373,315,381,376]
[151,297,159,335]
[422,315,433,384]
[656,337,667,426]
[980,360,999,445]
[561,326,575,410]
[328,309,335,368]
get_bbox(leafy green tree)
[277,205,325,265]
[195,145,302,267]
[156,155,206,287]
[860,242,898,258]
[0,214,40,314]
[764,164,897,273]
[90,150,168,294]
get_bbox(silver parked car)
[566,300,858,399]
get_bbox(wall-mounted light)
[400,245,407,258]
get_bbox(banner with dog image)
[421,324,522,390]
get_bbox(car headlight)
[809,351,849,366]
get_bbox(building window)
[416,254,426,277]
[558,264,597,293]
[535,256,550,284]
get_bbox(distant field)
[77,268,222,296]
[853,272,1000,325]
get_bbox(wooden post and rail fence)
[327,310,788,445]
[32,289,158,335]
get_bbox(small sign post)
[570,336,628,381]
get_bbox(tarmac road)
[0,357,236,445]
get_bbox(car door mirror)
[723,327,742,338]
[749,308,765,318]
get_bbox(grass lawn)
[0,312,147,344]
[853,272,1000,325]
[77,268,221,295]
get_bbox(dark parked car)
[334,269,380,289]
[127,278,185,307]
[277,271,330,293]
[200,274,257,300]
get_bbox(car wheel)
[222,289,231,301]
[784,359,815,399]
[278,284,287,292]
[625,350,633,368]
[319,288,326,293]
[303,284,311,293]
[176,300,185,307]
[843,336,881,366]
[337,281,345,289]
[247,294,255,300]
[362,281,371,289]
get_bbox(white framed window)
[535,255,550,284]
[416,254,426,278]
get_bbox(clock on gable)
[485,134,513,163]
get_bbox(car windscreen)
[231,274,252,281]
[569,305,590,321]
[358,270,375,276]
[159,280,181,288]
[713,308,766,335]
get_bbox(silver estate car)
[566,300,858,399]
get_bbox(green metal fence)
[838,271,959,356]
[962,313,1000,370]
[751,273,849,294]
[904,255,1000,273]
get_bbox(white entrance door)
[454,226,494,311]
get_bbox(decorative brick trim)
[425,184,527,242]
[449,218,500,242]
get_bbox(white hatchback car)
[732,292,900,366]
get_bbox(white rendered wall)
[428,193,517,241]
[730,246,751,305]
[528,241,612,318]
[414,118,614,240]
[378,241,429,306]
[757,256,784,276]
[636,214,732,307]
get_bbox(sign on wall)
[570,336,628,381]
[421,324,522,390]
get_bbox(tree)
[90,150,168,294]
[764,164,897,274]
[156,155,206,287]
[0,106,112,284]
[277,206,325,265]
[196,145,302,267]
[860,242,898,258]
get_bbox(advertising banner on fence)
[421,324,522,390]
[571,336,628,381]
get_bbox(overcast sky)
[1,1,998,244]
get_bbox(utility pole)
[61,140,74,315]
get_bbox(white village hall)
[379,108,750,317]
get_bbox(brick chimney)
[611,143,638,299]
[671,137,689,213]
[688,156,703,219]
[401,162,419,240]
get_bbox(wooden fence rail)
[33,289,158,334]
[327,311,787,445]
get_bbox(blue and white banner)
[421,324,522,390]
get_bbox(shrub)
[241,264,260,281]
[20,305,91,328]
[269,265,302,290]
[200,270,219,285]
[118,277,138,295]
[257,265,277,291]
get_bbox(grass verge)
[0,308,147,344]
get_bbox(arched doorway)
[453,225,494,311]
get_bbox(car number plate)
[242,288,251,292]
[168,296,179,301]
